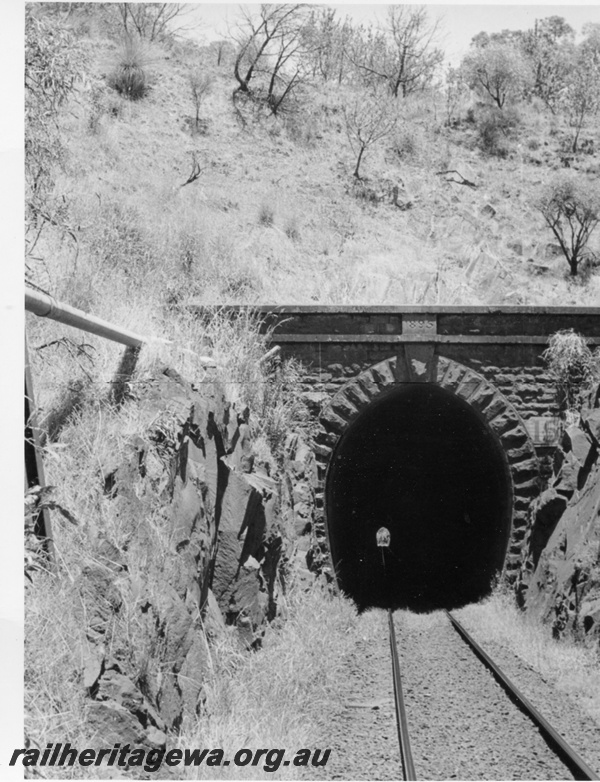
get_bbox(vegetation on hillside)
[25,2,600,324]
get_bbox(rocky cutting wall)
[74,366,311,749]
[517,385,600,645]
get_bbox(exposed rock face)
[74,366,312,746]
[518,389,600,645]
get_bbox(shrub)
[258,203,275,227]
[476,106,520,157]
[87,84,122,133]
[25,7,86,216]
[537,174,600,276]
[543,329,600,415]
[284,106,321,147]
[284,215,301,241]
[108,36,152,100]
[391,127,420,161]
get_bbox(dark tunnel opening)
[325,383,513,612]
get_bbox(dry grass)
[26,551,358,779]
[455,588,600,725]
[176,583,358,779]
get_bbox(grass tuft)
[177,582,358,779]
[258,203,275,227]
[108,36,153,100]
[456,588,600,725]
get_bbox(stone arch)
[313,353,539,582]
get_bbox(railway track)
[387,609,598,781]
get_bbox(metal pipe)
[25,288,152,348]
[25,288,217,366]
[259,345,281,365]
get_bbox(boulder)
[525,456,600,643]
[481,203,497,218]
[553,451,581,496]
[528,489,568,569]
[582,408,600,448]
[561,424,594,466]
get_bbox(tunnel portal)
[325,383,514,612]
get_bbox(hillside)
[26,4,600,331]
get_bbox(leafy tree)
[470,31,491,49]
[468,17,575,113]
[349,6,443,98]
[561,48,600,153]
[581,22,600,66]
[461,42,532,108]
[537,175,600,276]
[343,89,398,179]
[471,28,525,49]
[521,17,575,113]
[535,15,574,42]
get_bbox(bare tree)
[231,3,311,113]
[115,4,193,42]
[303,8,357,85]
[537,175,600,276]
[444,66,469,126]
[189,69,212,131]
[211,39,235,67]
[343,89,398,179]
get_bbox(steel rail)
[445,610,598,781]
[388,610,417,781]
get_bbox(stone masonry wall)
[296,352,559,427]
[292,349,549,585]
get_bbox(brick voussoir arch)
[315,354,539,581]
